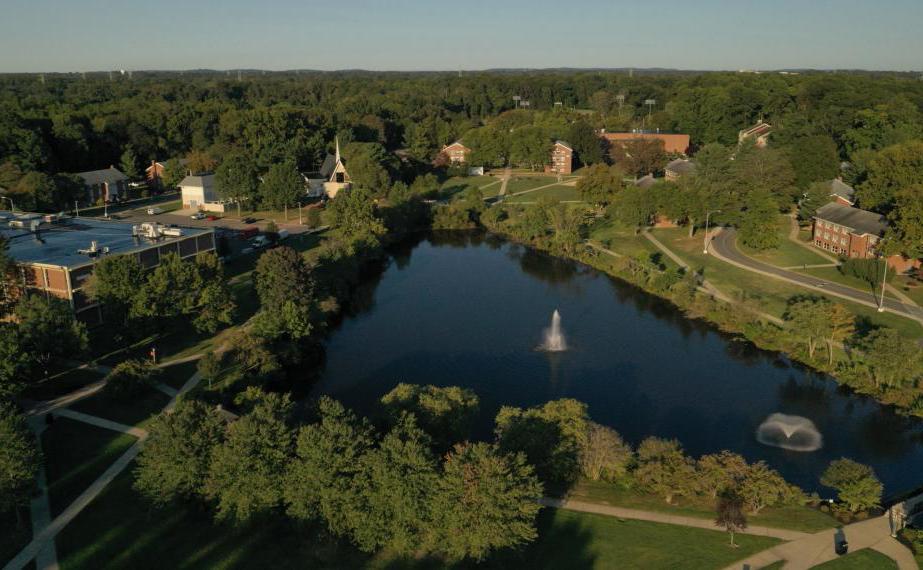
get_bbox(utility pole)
[878,254,889,312]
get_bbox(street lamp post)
[878,249,889,313]
[703,209,721,254]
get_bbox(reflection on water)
[313,231,923,495]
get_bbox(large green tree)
[15,294,88,379]
[820,458,882,513]
[634,437,696,504]
[431,442,542,562]
[380,383,479,452]
[260,160,303,211]
[0,403,41,524]
[134,400,226,507]
[214,150,260,214]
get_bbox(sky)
[1,0,921,73]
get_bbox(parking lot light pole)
[878,245,889,312]
[703,209,721,254]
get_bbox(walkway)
[724,514,918,570]
[497,167,512,196]
[538,498,808,541]
[4,365,203,570]
[709,228,923,326]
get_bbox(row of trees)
[134,387,541,562]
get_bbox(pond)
[312,232,923,496]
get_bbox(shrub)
[839,258,893,286]
[102,359,159,400]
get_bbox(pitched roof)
[828,178,856,204]
[178,174,214,188]
[739,122,772,138]
[814,202,888,237]
[634,174,656,189]
[74,167,128,186]
[319,153,338,179]
[442,141,470,151]
[665,158,696,175]
[554,140,573,151]
[601,132,690,154]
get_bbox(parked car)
[147,207,163,215]
[206,215,219,221]
[250,235,271,249]
[190,212,206,220]
[242,216,257,224]
[128,181,145,188]
[276,229,290,241]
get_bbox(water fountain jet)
[540,310,567,352]
[755,413,823,452]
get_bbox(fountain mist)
[755,413,823,452]
[540,310,567,352]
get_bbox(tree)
[84,254,145,325]
[205,390,293,522]
[732,143,798,210]
[715,491,748,547]
[859,328,923,389]
[353,414,438,553]
[887,186,923,258]
[785,136,839,189]
[161,158,187,189]
[783,296,831,360]
[120,145,140,179]
[798,181,833,222]
[495,399,589,491]
[185,150,217,175]
[567,120,604,166]
[431,442,542,561]
[214,151,260,215]
[0,403,40,524]
[285,397,376,537]
[824,304,855,365]
[0,324,27,399]
[380,384,479,452]
[697,451,749,499]
[260,161,303,211]
[254,246,314,311]
[579,422,632,482]
[634,437,697,504]
[820,459,882,513]
[738,190,781,250]
[15,294,88,378]
[611,139,667,177]
[327,187,386,244]
[575,164,624,206]
[739,461,795,514]
[134,400,226,507]
[857,140,923,212]
[609,186,655,229]
[102,359,159,400]
[190,252,235,333]
[343,142,392,195]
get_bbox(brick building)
[599,131,691,155]
[1,214,215,323]
[74,167,128,204]
[441,141,471,165]
[738,122,772,147]
[546,141,574,174]
[812,202,887,258]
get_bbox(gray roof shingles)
[814,202,888,236]
[75,167,128,187]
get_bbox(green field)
[42,418,138,516]
[441,176,503,198]
[506,184,581,203]
[569,480,837,533]
[505,176,558,195]
[812,548,898,569]
[792,266,900,301]
[22,367,106,402]
[589,222,679,270]
[738,216,831,268]
[68,385,169,428]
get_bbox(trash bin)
[835,540,848,555]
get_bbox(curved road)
[709,228,923,327]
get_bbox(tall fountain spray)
[541,310,567,352]
[755,413,823,452]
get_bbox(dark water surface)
[312,232,923,496]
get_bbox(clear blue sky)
[1,0,921,72]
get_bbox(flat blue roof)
[0,215,212,269]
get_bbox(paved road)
[709,228,923,327]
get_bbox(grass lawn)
[792,266,899,301]
[0,511,31,569]
[812,548,898,569]
[652,227,923,339]
[54,465,778,570]
[569,480,837,533]
[68,386,169,428]
[589,221,677,269]
[894,276,923,306]
[506,184,581,203]
[513,509,780,570]
[738,216,831,268]
[42,418,138,517]
[158,360,199,390]
[21,368,106,402]
[441,176,503,199]
[506,176,557,195]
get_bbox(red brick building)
[812,202,887,258]
[546,141,573,174]
[441,141,471,165]
[599,131,691,155]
